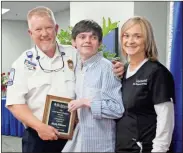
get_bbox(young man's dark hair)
[72,19,103,42]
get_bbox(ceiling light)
[2,8,10,15]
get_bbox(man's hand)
[112,60,124,78]
[68,98,91,112]
[36,123,59,141]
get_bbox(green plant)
[57,17,120,60]
[57,26,72,45]
[102,17,119,37]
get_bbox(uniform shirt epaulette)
[60,45,77,56]
[11,48,33,67]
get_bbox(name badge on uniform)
[67,59,74,71]
[24,59,36,70]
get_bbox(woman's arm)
[152,102,174,152]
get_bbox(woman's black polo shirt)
[115,60,175,153]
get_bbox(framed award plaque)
[42,95,76,139]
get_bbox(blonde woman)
[115,16,175,153]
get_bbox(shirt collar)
[35,44,60,59]
[79,51,103,69]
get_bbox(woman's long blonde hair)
[120,16,158,61]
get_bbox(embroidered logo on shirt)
[7,68,15,86]
[133,79,147,86]
[67,59,74,70]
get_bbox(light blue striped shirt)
[62,52,124,152]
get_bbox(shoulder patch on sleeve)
[7,68,15,86]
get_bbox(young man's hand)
[112,61,124,78]
[68,98,91,112]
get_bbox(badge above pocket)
[24,59,37,70]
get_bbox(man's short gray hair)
[27,6,56,27]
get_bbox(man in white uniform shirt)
[6,6,124,153]
[6,6,77,153]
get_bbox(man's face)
[28,15,58,53]
[72,32,101,60]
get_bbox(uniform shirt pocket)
[28,76,51,91]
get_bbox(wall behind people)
[2,2,170,72]
[2,20,31,72]
[70,2,134,27]
[70,2,134,61]
[134,1,169,66]
[55,9,70,32]
[70,2,169,66]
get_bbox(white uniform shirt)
[6,44,77,122]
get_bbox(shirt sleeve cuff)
[151,147,168,152]
[91,100,102,119]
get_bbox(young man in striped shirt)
[62,19,124,152]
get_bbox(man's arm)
[7,104,59,140]
[7,104,41,129]
[112,60,124,78]
[6,56,59,141]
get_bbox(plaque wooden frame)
[42,95,76,140]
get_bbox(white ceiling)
[2,1,70,21]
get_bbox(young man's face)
[72,32,101,60]
[28,15,58,53]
